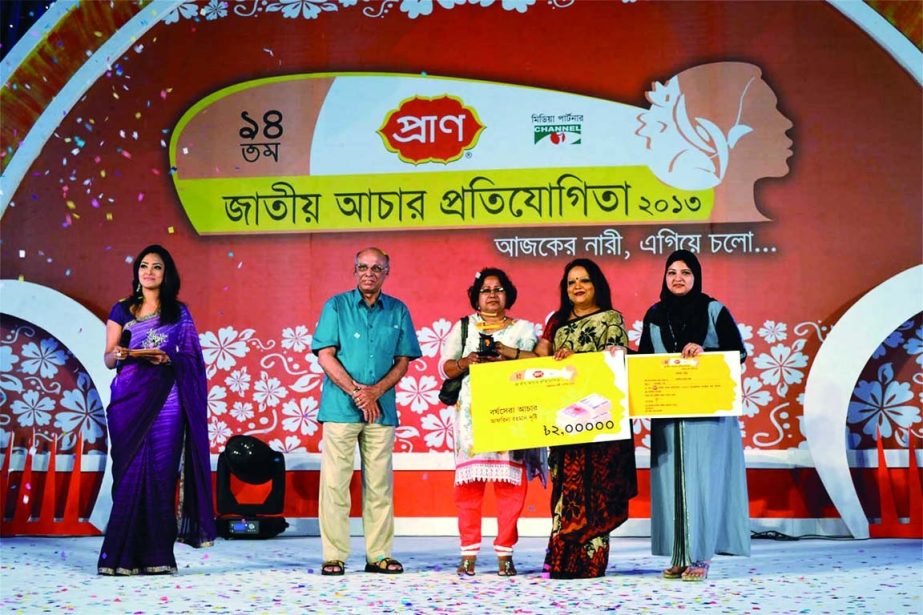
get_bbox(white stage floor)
[1,535,921,613]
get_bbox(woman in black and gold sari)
[534,258,637,579]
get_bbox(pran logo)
[378,95,485,164]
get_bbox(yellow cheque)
[469,351,630,453]
[626,351,742,419]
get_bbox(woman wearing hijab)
[638,249,750,581]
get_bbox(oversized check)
[469,351,630,453]
[626,351,743,419]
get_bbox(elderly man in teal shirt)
[313,247,422,576]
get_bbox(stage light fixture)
[216,435,289,539]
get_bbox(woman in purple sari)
[97,244,215,575]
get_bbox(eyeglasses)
[356,264,388,274]
[479,287,506,295]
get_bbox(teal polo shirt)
[312,288,422,426]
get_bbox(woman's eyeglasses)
[356,264,387,274]
[479,287,506,294]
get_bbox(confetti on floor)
[1,536,920,614]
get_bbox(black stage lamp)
[216,435,289,539]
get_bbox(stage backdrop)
[1,0,920,537]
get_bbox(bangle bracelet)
[455,359,464,372]
[514,348,521,360]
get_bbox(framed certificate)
[469,350,630,453]
[626,351,743,419]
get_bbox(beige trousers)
[319,421,395,563]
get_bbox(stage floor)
[1,535,920,613]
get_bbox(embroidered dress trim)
[455,460,524,486]
[98,564,177,576]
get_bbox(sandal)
[681,561,710,582]
[321,560,345,576]
[662,565,686,579]
[456,555,476,576]
[497,556,517,577]
[365,557,404,574]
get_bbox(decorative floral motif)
[225,367,251,394]
[631,417,651,449]
[200,326,254,377]
[737,323,754,362]
[420,406,453,449]
[757,320,787,344]
[208,417,232,446]
[164,1,200,24]
[752,339,809,397]
[11,390,55,428]
[902,325,922,367]
[741,376,771,418]
[20,338,68,379]
[252,370,288,409]
[163,0,574,23]
[395,375,439,414]
[281,325,312,353]
[2,312,919,457]
[637,76,754,190]
[627,320,643,345]
[141,328,168,350]
[280,397,320,436]
[848,362,919,445]
[269,434,308,453]
[417,318,452,358]
[201,0,229,20]
[207,385,228,417]
[230,401,255,422]
[55,373,106,448]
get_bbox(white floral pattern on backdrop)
[1,313,920,456]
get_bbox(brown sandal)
[662,565,686,579]
[456,555,476,576]
[497,556,517,577]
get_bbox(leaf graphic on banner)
[290,373,321,393]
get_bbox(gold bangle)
[455,359,464,372]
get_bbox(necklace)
[666,317,686,352]
[476,313,510,333]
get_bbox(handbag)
[438,316,469,405]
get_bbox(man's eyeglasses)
[356,264,388,274]
[479,287,506,295]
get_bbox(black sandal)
[497,556,517,577]
[321,560,345,576]
[365,557,404,574]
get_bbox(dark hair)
[550,258,613,325]
[123,244,183,324]
[467,267,518,310]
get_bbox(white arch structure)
[0,279,115,530]
[803,265,923,539]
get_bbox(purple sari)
[97,302,215,575]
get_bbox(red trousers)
[454,473,528,556]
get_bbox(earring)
[135,282,141,294]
